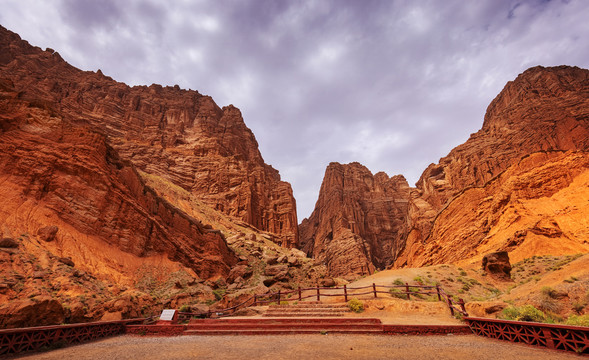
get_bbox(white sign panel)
[159,309,177,321]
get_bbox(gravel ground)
[15,334,578,360]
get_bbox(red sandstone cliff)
[299,162,410,277]
[302,66,589,274]
[0,78,237,279]
[0,25,298,248]
[396,65,589,267]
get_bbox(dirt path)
[16,334,577,360]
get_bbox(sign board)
[159,309,177,321]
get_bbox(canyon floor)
[15,334,578,360]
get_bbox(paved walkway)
[17,334,577,360]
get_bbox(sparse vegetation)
[392,278,405,286]
[501,305,551,323]
[347,298,364,313]
[566,314,589,327]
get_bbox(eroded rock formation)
[0,25,298,248]
[482,251,512,281]
[303,66,589,274]
[397,65,589,267]
[0,80,237,278]
[299,162,410,277]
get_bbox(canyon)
[1,25,588,327]
[301,65,589,276]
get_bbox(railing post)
[298,287,302,301]
[316,286,320,302]
[541,327,556,349]
[254,295,257,306]
[277,290,281,304]
[344,284,348,302]
[436,284,441,301]
[373,283,377,298]
[447,296,454,316]
[458,298,466,315]
[405,282,410,300]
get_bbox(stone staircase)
[263,302,350,317]
[184,317,384,335]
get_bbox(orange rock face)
[396,65,589,267]
[303,66,589,275]
[0,83,237,278]
[299,162,411,277]
[0,25,298,248]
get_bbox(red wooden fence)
[178,282,468,320]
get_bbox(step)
[189,318,381,325]
[266,307,348,312]
[183,329,385,335]
[268,304,349,309]
[262,312,344,317]
[264,311,348,316]
[186,324,383,331]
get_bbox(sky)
[1,0,588,220]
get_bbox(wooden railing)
[178,282,467,320]
[465,317,588,354]
[0,318,148,356]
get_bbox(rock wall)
[302,66,589,275]
[0,81,237,278]
[396,65,589,267]
[0,25,298,247]
[299,162,410,277]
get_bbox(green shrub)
[501,305,547,323]
[566,314,589,327]
[393,278,405,286]
[413,276,424,284]
[347,298,364,313]
[459,270,467,276]
[212,289,226,301]
[179,305,191,312]
[390,288,408,300]
[572,302,585,313]
[541,286,557,299]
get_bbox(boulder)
[319,277,336,287]
[227,265,253,284]
[264,254,279,265]
[482,251,512,281]
[0,238,18,248]
[287,256,301,267]
[37,226,58,242]
[58,257,75,267]
[0,296,65,328]
[263,278,277,287]
[264,264,288,278]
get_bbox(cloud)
[1,0,588,219]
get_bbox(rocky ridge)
[302,66,589,275]
[398,65,589,267]
[0,25,298,248]
[0,25,312,327]
[299,162,410,278]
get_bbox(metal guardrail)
[465,317,588,355]
[0,318,147,356]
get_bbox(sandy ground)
[15,334,578,360]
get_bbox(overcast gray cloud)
[2,0,588,219]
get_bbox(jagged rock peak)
[299,162,411,278]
